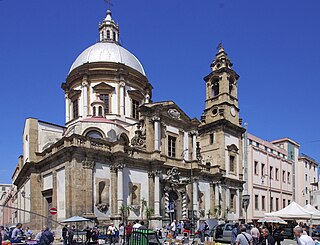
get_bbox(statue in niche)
[95,179,110,212]
[199,191,205,210]
[129,183,141,208]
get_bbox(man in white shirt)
[294,226,314,245]
[132,220,141,229]
[170,220,177,238]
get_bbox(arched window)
[86,130,103,139]
[93,107,96,116]
[212,81,219,97]
[113,32,116,41]
[106,30,110,39]
[98,106,103,116]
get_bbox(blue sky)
[0,0,319,183]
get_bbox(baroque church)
[13,9,245,229]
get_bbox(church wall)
[23,118,39,164]
[38,121,64,151]
[56,168,66,219]
[123,168,149,219]
[224,133,240,176]
[94,163,111,218]
[198,181,211,214]
[25,179,31,223]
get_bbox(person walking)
[236,224,252,245]
[68,226,75,245]
[293,226,314,245]
[250,224,260,245]
[39,227,54,245]
[232,223,240,245]
[272,224,284,245]
[170,219,177,238]
[62,225,68,245]
[261,228,275,245]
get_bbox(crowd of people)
[231,222,315,245]
[0,223,54,245]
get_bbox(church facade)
[13,10,246,230]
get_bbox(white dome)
[69,42,146,76]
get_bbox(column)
[82,77,88,118]
[215,183,219,206]
[119,81,125,115]
[193,180,198,218]
[110,166,118,216]
[191,131,197,160]
[153,117,161,151]
[65,94,70,123]
[82,160,95,215]
[117,164,124,212]
[148,172,155,213]
[210,183,215,218]
[154,171,161,217]
[226,188,230,216]
[183,131,189,161]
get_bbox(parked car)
[312,226,320,238]
[209,223,234,242]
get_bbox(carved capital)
[154,170,162,177]
[148,172,154,178]
[82,160,95,169]
[189,130,198,136]
[151,116,160,122]
[119,81,126,87]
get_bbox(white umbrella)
[258,216,287,224]
[61,216,90,223]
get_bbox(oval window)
[86,130,103,139]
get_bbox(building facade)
[246,134,293,222]
[12,10,246,231]
[297,154,319,206]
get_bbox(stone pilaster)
[152,116,161,151]
[110,165,118,216]
[191,131,197,161]
[82,77,88,118]
[154,171,161,217]
[148,172,155,213]
[210,183,215,218]
[119,81,125,115]
[82,159,95,216]
[65,93,70,123]
[183,131,189,161]
[117,163,125,214]
[193,179,198,219]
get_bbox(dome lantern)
[99,10,119,43]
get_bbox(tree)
[141,198,154,228]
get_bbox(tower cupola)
[99,10,120,43]
[210,45,233,71]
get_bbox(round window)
[212,107,218,116]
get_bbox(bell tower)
[198,45,245,221]
[202,44,240,126]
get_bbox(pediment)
[127,90,144,100]
[93,82,115,93]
